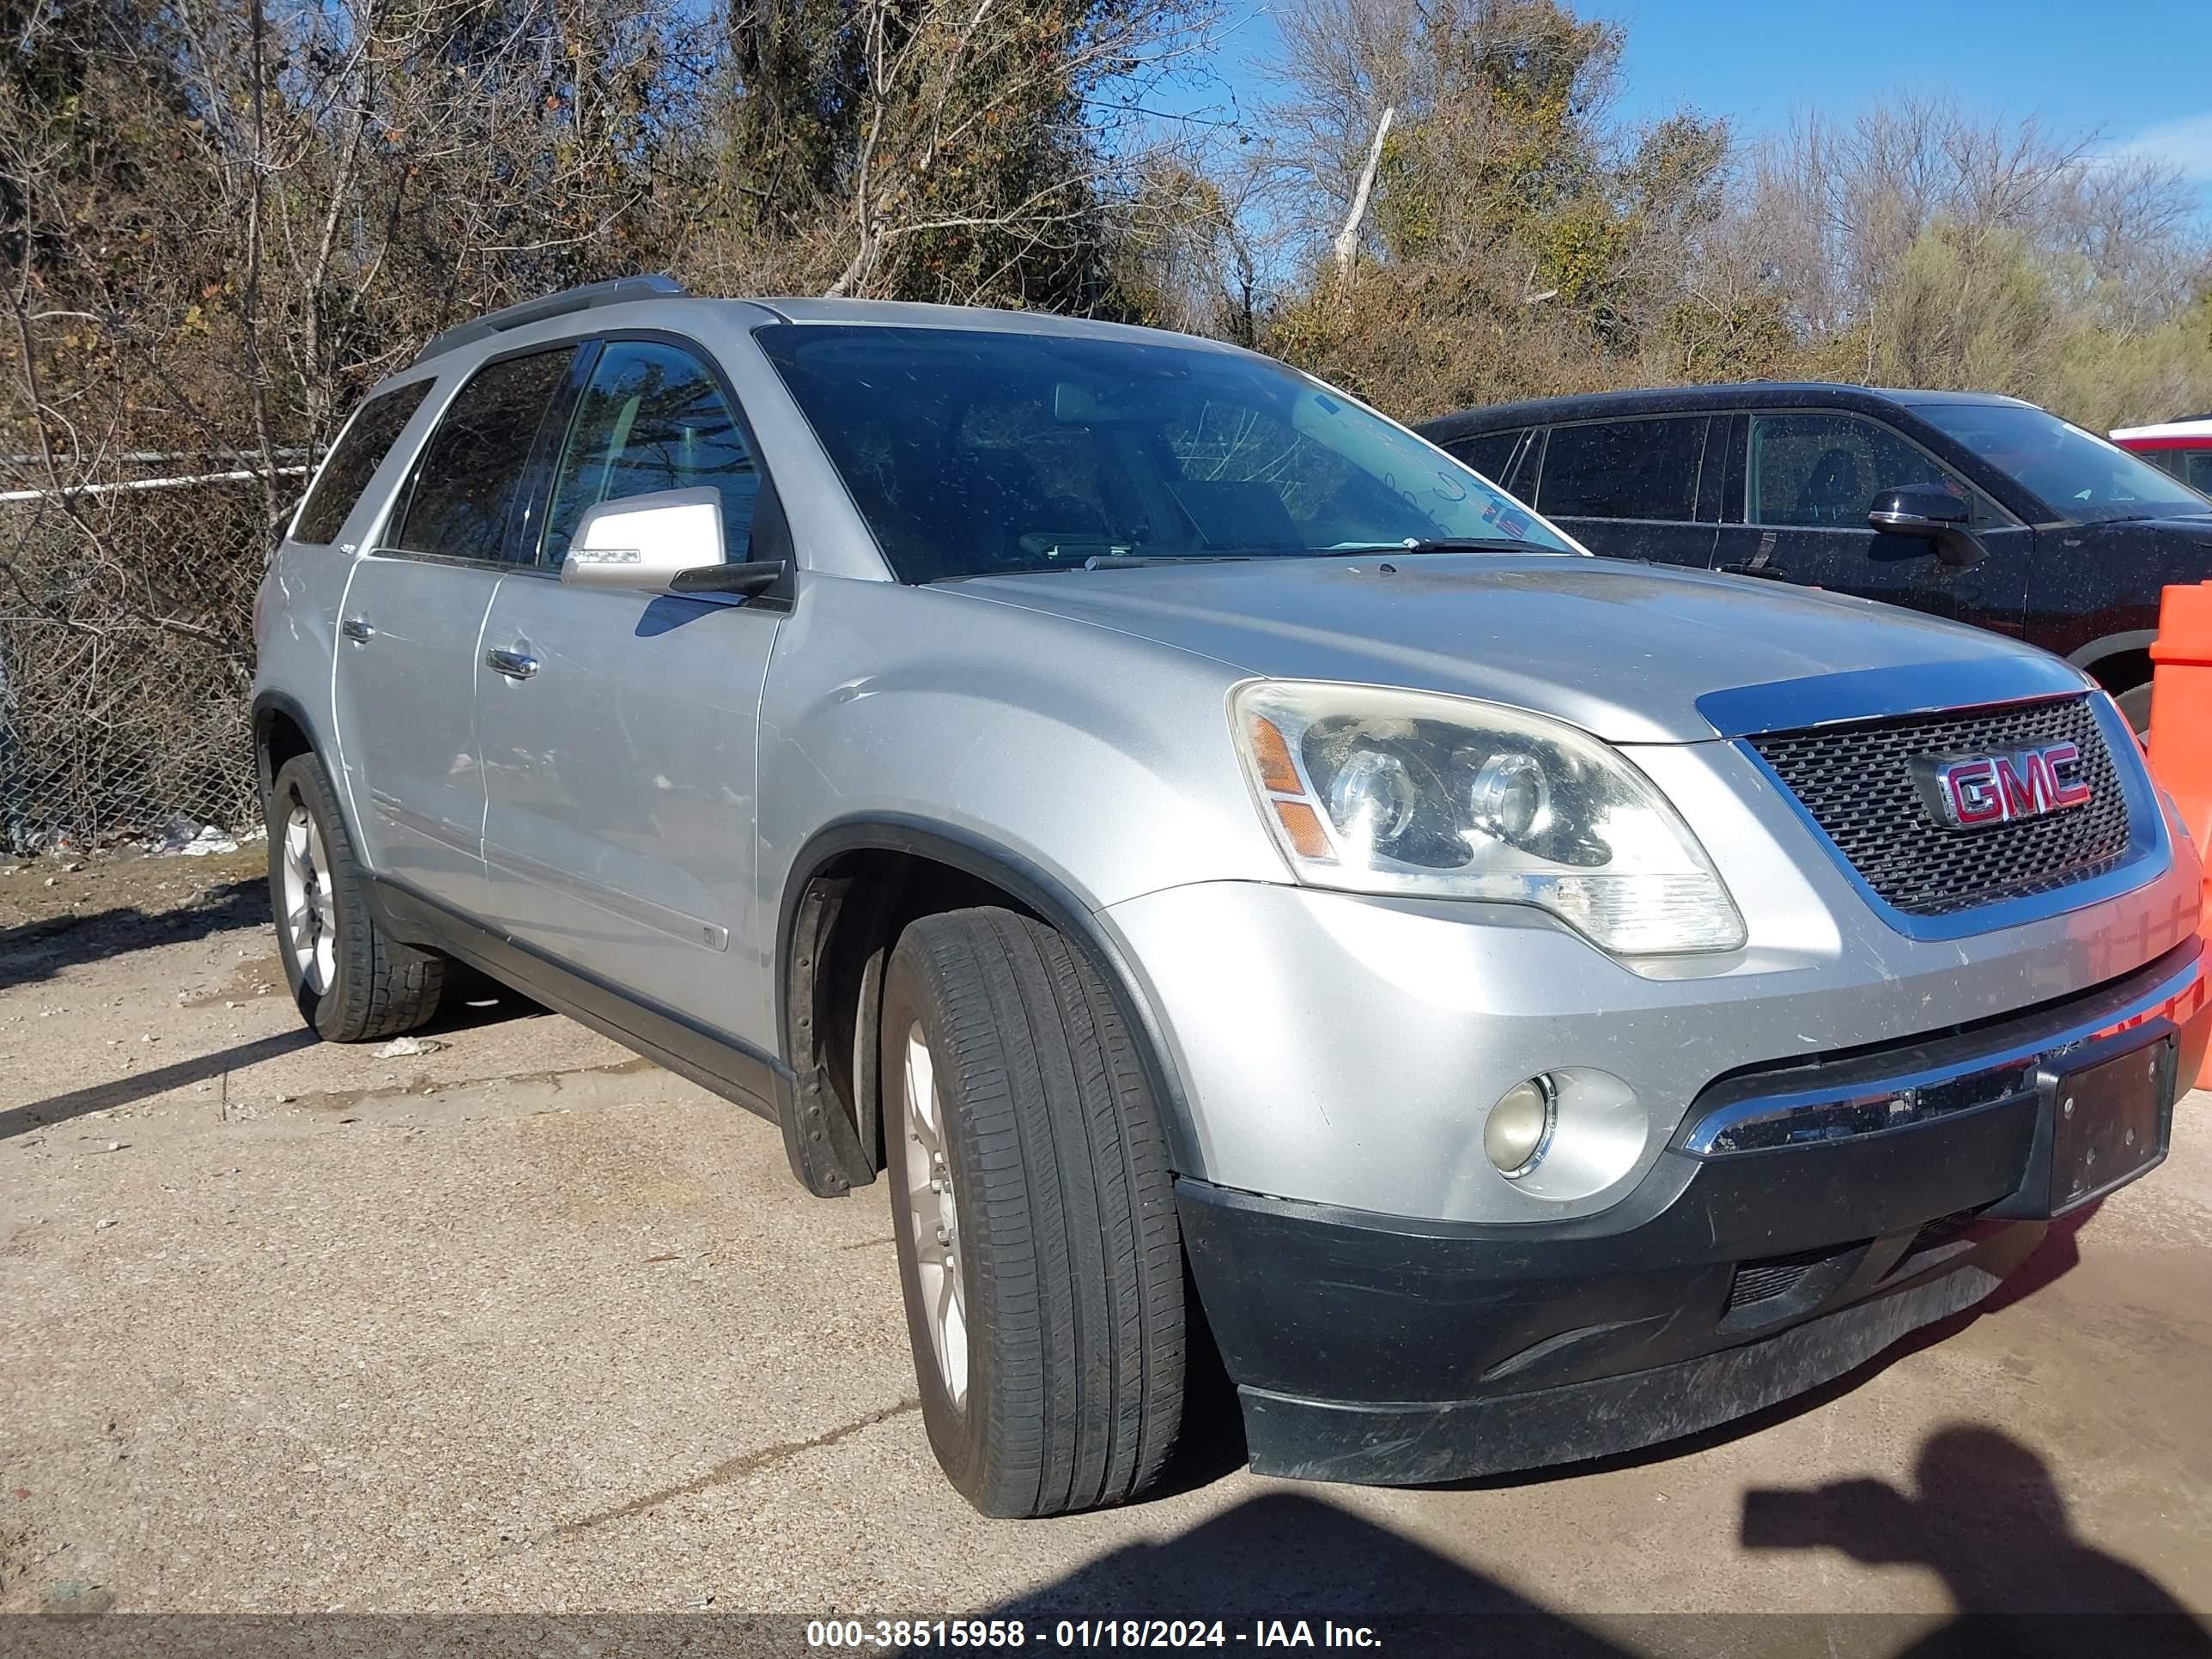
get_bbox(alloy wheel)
[279,799,337,994]
[901,1022,969,1410]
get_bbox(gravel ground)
[3,860,2209,1651]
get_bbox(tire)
[2115,682,2153,737]
[265,752,446,1042]
[881,907,1185,1516]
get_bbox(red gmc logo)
[1920,744,2094,829]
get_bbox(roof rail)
[411,274,688,367]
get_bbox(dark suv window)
[292,380,433,545]
[1449,428,1529,486]
[1749,412,1990,528]
[1538,417,1707,520]
[397,348,575,562]
[540,342,759,567]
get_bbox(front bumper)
[1107,843,2203,1225]
[1179,941,2208,1486]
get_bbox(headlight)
[1231,680,1747,956]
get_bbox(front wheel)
[882,908,1186,1517]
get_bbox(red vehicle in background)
[2112,417,2212,495]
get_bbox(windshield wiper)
[1339,537,1551,556]
[1076,553,1257,569]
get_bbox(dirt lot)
[3,854,2210,1650]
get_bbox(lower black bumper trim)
[1240,1229,2041,1486]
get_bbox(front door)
[1707,410,2033,632]
[331,345,580,915]
[477,337,783,1043]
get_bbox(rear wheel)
[265,752,446,1042]
[2116,682,2153,737]
[882,908,1185,1516]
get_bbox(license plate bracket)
[2039,1036,2175,1216]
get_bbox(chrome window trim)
[1679,947,2201,1156]
[361,544,544,575]
[1548,515,1714,530]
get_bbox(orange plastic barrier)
[2146,580,2212,1089]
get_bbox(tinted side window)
[1749,412,1990,529]
[540,342,758,567]
[1448,428,1527,484]
[397,349,574,562]
[292,380,433,545]
[1538,417,1706,520]
[2185,452,2212,494]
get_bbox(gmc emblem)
[1916,743,2094,829]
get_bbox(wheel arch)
[251,689,329,802]
[775,816,1200,1197]
[2065,629,2159,693]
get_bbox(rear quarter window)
[290,380,434,545]
[1445,428,1528,487]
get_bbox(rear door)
[1529,415,1717,565]
[331,344,579,916]
[476,337,783,1041]
[1707,410,2033,630]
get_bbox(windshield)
[1915,401,2212,524]
[754,325,1573,581]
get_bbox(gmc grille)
[1747,695,2133,917]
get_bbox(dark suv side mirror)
[1868,485,1984,568]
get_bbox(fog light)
[1486,1075,1557,1177]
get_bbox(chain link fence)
[0,473,277,858]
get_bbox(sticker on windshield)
[1480,495,1534,539]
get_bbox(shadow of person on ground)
[983,1489,1639,1657]
[0,878,269,993]
[1741,1424,2212,1658]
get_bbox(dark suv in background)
[1420,385,2212,730]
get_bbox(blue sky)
[1175,1,2212,192]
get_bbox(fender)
[777,815,1201,1178]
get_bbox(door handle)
[341,617,374,641]
[485,647,538,681]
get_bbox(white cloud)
[2118,112,2212,182]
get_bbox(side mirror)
[561,486,785,598]
[1867,485,1984,568]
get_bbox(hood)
[949,553,2065,744]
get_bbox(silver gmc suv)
[254,276,2210,1516]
